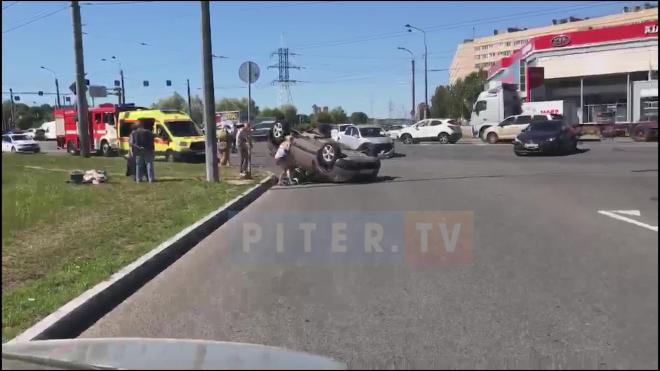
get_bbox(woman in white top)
[274,135,295,185]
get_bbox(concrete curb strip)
[8,174,278,343]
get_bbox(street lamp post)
[397,47,415,121]
[102,56,124,104]
[405,24,428,119]
[40,66,61,108]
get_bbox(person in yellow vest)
[217,124,231,166]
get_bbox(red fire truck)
[54,103,146,156]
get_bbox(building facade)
[486,19,658,124]
[449,4,658,84]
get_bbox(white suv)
[481,114,562,144]
[398,119,462,144]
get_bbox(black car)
[513,120,578,156]
[251,121,274,141]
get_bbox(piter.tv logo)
[229,211,474,267]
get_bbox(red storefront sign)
[531,20,658,51]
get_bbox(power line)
[81,1,153,6]
[2,1,20,10]
[2,5,69,34]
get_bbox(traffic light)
[143,80,149,87]
[38,91,44,96]
[14,96,20,101]
[114,80,120,87]
[85,79,90,86]
[66,96,71,103]
[166,80,172,86]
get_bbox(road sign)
[89,85,107,98]
[239,61,260,84]
[69,82,76,95]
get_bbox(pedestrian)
[217,124,231,166]
[132,118,156,183]
[236,122,253,178]
[126,122,145,181]
[274,135,295,185]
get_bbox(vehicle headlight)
[514,137,522,143]
[546,137,555,142]
[178,141,189,147]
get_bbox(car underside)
[267,123,381,183]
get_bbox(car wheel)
[631,126,648,142]
[67,141,79,155]
[101,141,112,157]
[479,127,489,141]
[318,143,339,167]
[486,133,498,144]
[438,132,450,144]
[401,134,414,145]
[165,150,176,163]
[271,121,290,144]
[514,150,525,157]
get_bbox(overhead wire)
[2,1,20,10]
[2,5,69,34]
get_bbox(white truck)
[469,82,522,138]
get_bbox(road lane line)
[597,210,658,232]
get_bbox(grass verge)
[2,153,259,342]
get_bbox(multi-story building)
[449,4,658,84]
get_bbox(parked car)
[335,125,394,158]
[385,125,405,140]
[2,133,41,153]
[398,118,462,144]
[481,114,562,144]
[513,120,578,156]
[251,121,274,141]
[330,124,351,139]
[268,122,380,183]
[630,121,658,142]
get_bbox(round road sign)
[239,61,260,84]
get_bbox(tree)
[350,111,368,124]
[261,107,284,121]
[153,92,186,111]
[429,70,486,120]
[313,111,333,124]
[188,95,204,126]
[281,104,298,126]
[330,106,347,124]
[215,97,259,121]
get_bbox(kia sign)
[551,34,570,47]
[644,23,658,35]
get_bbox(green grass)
[2,153,261,342]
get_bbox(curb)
[8,174,278,343]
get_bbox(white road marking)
[597,210,658,232]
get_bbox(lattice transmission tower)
[268,45,303,106]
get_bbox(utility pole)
[72,0,90,157]
[9,88,15,126]
[120,69,125,104]
[201,1,218,182]
[187,78,192,115]
[397,47,415,121]
[247,63,252,123]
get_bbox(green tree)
[215,97,259,120]
[313,111,333,124]
[188,95,204,126]
[330,106,348,124]
[153,92,187,111]
[429,71,486,120]
[261,107,284,121]
[281,104,298,125]
[350,111,368,124]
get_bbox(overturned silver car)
[267,122,381,183]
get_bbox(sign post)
[238,61,260,178]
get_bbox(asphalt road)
[81,140,658,369]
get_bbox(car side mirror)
[415,126,419,130]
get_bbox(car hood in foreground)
[2,338,345,370]
[11,140,39,145]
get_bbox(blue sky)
[2,0,648,117]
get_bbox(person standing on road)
[274,135,295,185]
[133,119,156,183]
[236,122,253,178]
[217,124,231,166]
